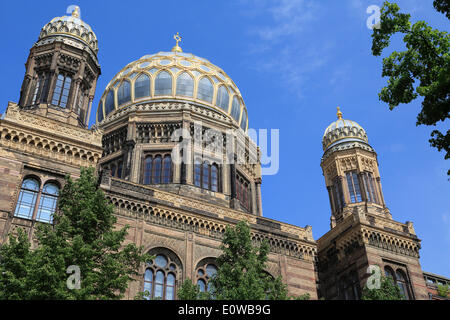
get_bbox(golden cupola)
[322,107,374,160]
[38,6,99,56]
[96,34,248,132]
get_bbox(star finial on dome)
[337,106,343,120]
[172,32,183,53]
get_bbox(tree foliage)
[371,1,450,175]
[437,283,449,298]
[0,167,150,300]
[361,276,404,300]
[209,221,289,300]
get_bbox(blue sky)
[0,0,449,278]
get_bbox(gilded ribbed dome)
[322,107,369,151]
[96,46,248,132]
[38,6,98,55]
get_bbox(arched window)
[143,251,181,300]
[362,172,378,204]
[162,155,172,184]
[110,163,116,177]
[235,174,251,211]
[154,71,172,96]
[117,161,123,179]
[142,154,172,185]
[332,176,345,211]
[197,77,213,103]
[196,259,217,295]
[135,74,150,99]
[240,109,247,131]
[202,161,210,189]
[346,171,362,203]
[342,272,360,300]
[36,182,59,223]
[143,156,152,185]
[31,72,50,105]
[52,74,72,108]
[395,270,411,300]
[14,178,40,220]
[384,266,411,300]
[104,90,115,116]
[211,164,219,192]
[117,80,131,106]
[153,156,162,184]
[194,159,202,187]
[97,103,104,122]
[176,72,194,97]
[230,96,241,122]
[216,86,229,112]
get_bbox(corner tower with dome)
[316,108,429,300]
[1,7,443,300]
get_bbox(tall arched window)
[211,164,219,192]
[176,72,194,97]
[143,156,152,185]
[194,159,202,187]
[230,96,241,122]
[362,172,378,204]
[332,176,345,211]
[117,80,131,106]
[162,155,172,184]
[14,178,40,220]
[395,270,411,300]
[216,86,229,112]
[36,182,59,223]
[240,109,247,131]
[194,160,220,192]
[135,74,150,99]
[346,171,362,203]
[52,74,72,108]
[97,102,104,122]
[202,161,210,189]
[196,259,218,296]
[153,156,162,184]
[384,266,411,300]
[235,173,250,211]
[142,154,172,185]
[154,71,172,96]
[197,77,213,103]
[143,252,181,300]
[104,90,115,116]
[31,72,50,105]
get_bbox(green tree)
[437,283,449,298]
[371,1,450,175]
[209,221,289,300]
[0,167,150,300]
[177,278,211,300]
[361,276,404,300]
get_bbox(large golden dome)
[96,45,248,132]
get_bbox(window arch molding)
[196,76,214,103]
[142,247,183,300]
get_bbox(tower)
[317,108,428,300]
[17,6,101,127]
[0,7,102,243]
[321,107,389,228]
